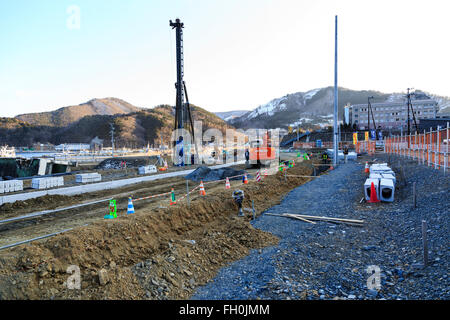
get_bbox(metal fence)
[384,122,449,173]
[355,140,376,155]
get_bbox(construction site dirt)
[0,159,318,299]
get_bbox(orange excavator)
[247,132,277,168]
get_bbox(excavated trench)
[0,160,323,300]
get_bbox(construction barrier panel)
[384,123,449,173]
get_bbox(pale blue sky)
[1,0,449,117]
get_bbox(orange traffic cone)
[199,181,206,196]
[225,177,231,189]
[364,162,369,173]
[243,174,248,184]
[292,160,295,166]
[367,182,380,203]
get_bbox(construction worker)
[322,151,329,164]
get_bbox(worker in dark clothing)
[322,152,329,164]
[245,149,250,162]
[343,145,349,163]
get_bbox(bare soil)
[0,159,320,299]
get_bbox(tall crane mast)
[170,18,197,165]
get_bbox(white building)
[350,98,438,130]
[55,143,91,152]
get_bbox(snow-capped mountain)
[215,110,249,122]
[228,87,450,129]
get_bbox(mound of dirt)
[0,161,316,300]
[96,157,159,170]
[0,194,77,215]
[185,166,249,182]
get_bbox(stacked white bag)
[0,180,23,193]
[31,177,64,189]
[75,173,102,183]
[138,165,157,175]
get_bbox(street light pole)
[333,15,338,167]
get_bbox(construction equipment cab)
[248,132,277,167]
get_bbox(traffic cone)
[243,174,248,184]
[292,160,295,167]
[256,170,261,182]
[127,197,135,214]
[169,188,176,205]
[225,177,231,189]
[367,182,380,203]
[199,181,206,196]
[104,199,117,219]
[364,162,369,173]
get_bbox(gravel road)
[192,154,449,300]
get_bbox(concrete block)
[369,173,383,180]
[381,173,396,184]
[364,178,380,201]
[380,178,395,202]
[370,165,391,173]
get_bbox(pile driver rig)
[170,18,198,166]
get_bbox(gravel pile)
[185,166,248,182]
[96,157,158,170]
[192,154,449,300]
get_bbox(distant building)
[349,97,439,130]
[55,143,90,152]
[417,117,450,131]
[32,143,55,151]
[90,136,104,152]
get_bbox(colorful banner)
[353,132,358,145]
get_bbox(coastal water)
[16,152,56,159]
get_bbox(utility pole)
[110,122,115,156]
[368,96,377,139]
[407,88,412,140]
[333,15,338,166]
[406,88,418,147]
